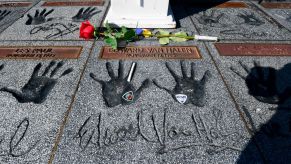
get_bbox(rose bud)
[79,21,95,39]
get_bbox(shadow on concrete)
[233,62,291,163]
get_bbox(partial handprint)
[197,10,226,27]
[0,10,11,22]
[72,7,101,22]
[153,61,211,107]
[231,61,280,104]
[90,61,151,107]
[237,12,265,26]
[0,61,73,104]
[25,9,54,25]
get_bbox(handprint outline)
[72,7,101,22]
[0,61,73,104]
[153,61,211,107]
[90,61,150,107]
[197,10,226,27]
[0,10,11,22]
[25,9,54,25]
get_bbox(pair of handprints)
[197,10,268,38]
[90,61,211,107]
[25,7,101,39]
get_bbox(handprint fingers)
[59,68,73,78]
[43,9,54,17]
[90,73,105,86]
[42,61,56,76]
[180,61,188,78]
[106,62,116,79]
[191,62,196,79]
[200,70,211,85]
[165,62,180,82]
[34,9,40,17]
[31,63,42,79]
[0,64,4,72]
[118,60,124,79]
[72,7,99,22]
[50,61,64,77]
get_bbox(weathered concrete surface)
[0,0,109,40]
[186,1,291,41]
[205,40,291,163]
[0,40,93,164]
[50,40,263,163]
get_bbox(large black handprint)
[90,61,150,107]
[237,12,265,26]
[231,61,282,104]
[72,7,101,22]
[0,61,73,104]
[0,10,11,22]
[25,9,54,25]
[153,61,211,107]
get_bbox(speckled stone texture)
[0,40,93,164]
[0,0,109,41]
[0,2,34,34]
[186,1,291,41]
[205,40,291,163]
[50,40,263,164]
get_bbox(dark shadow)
[231,62,291,163]
[169,0,233,28]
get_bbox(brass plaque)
[261,2,291,9]
[214,43,291,56]
[0,46,82,59]
[99,46,202,60]
[42,1,104,7]
[0,2,31,8]
[187,2,248,8]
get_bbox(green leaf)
[105,21,112,33]
[169,37,188,42]
[121,26,127,34]
[174,31,188,37]
[105,37,117,49]
[157,29,170,35]
[124,29,136,41]
[114,32,123,38]
[159,37,170,45]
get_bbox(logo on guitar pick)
[175,94,187,104]
[122,91,134,101]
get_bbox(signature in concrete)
[74,108,241,154]
[90,61,151,107]
[30,22,79,39]
[154,61,211,107]
[0,118,39,158]
[0,61,73,104]
[0,10,11,22]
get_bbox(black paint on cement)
[90,60,151,107]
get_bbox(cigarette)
[194,35,218,42]
[127,62,136,82]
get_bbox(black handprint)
[153,61,211,107]
[237,12,265,26]
[90,61,150,107]
[197,10,226,27]
[25,9,54,25]
[231,61,281,104]
[0,61,73,104]
[72,7,101,22]
[0,10,11,22]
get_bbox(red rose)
[80,21,95,39]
